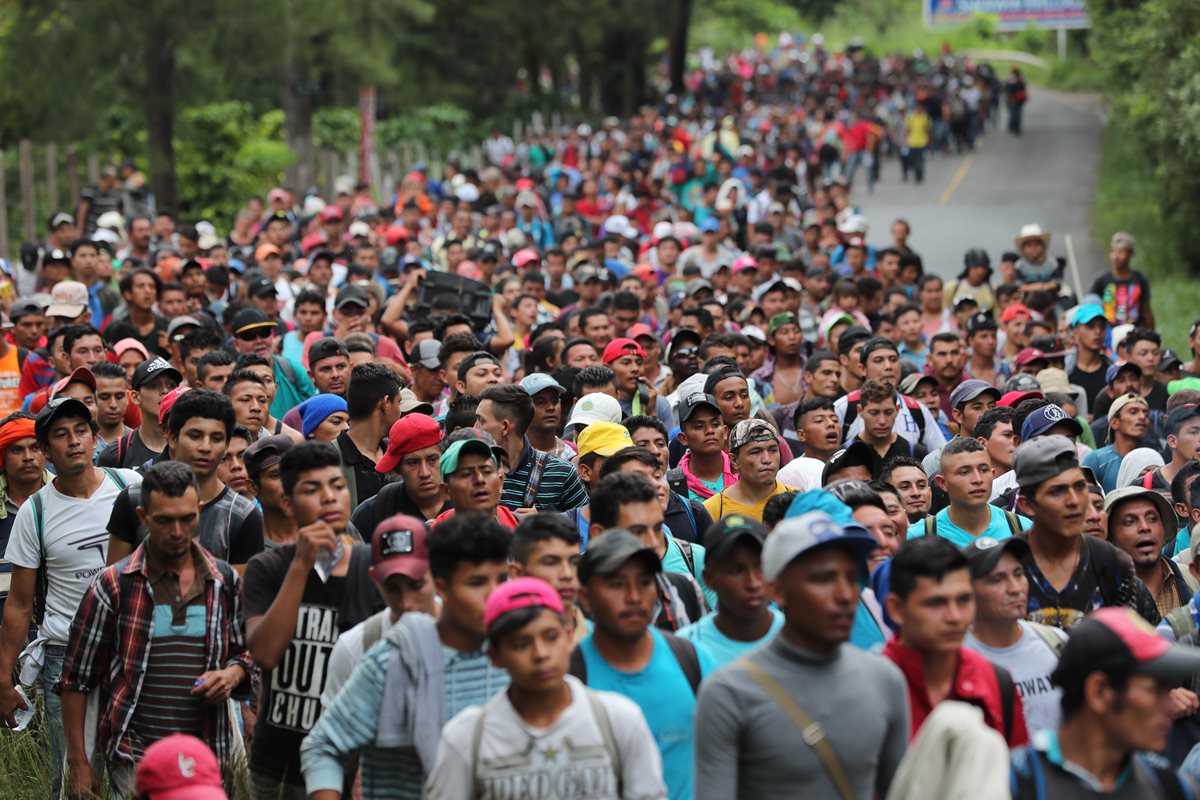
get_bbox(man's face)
[877,254,900,283]
[94,377,129,429]
[158,289,188,319]
[458,361,503,397]
[879,492,911,547]
[1110,370,1140,397]
[218,435,252,496]
[1019,468,1088,539]
[706,541,768,622]
[761,291,787,318]
[445,452,501,512]
[130,219,152,248]
[139,486,200,562]
[580,559,657,641]
[69,335,106,369]
[929,341,962,382]
[769,548,860,651]
[170,417,228,478]
[615,499,666,552]
[937,450,994,508]
[1110,498,1167,568]
[806,358,841,397]
[896,311,922,344]
[968,329,997,359]
[1096,673,1174,754]
[294,303,327,335]
[629,426,670,474]
[853,505,897,568]
[888,570,974,655]
[797,407,841,456]
[474,398,511,445]
[1085,491,1107,538]
[286,464,350,530]
[59,382,97,418]
[733,440,780,488]
[515,538,581,609]
[398,445,443,504]
[891,466,932,522]
[1112,402,1150,440]
[565,343,600,369]
[200,364,233,393]
[12,314,45,350]
[1171,416,1200,462]
[233,327,277,358]
[609,354,642,393]
[680,408,725,455]
[981,421,1017,470]
[712,376,750,426]
[44,415,95,474]
[311,355,351,396]
[863,349,901,383]
[244,364,277,407]
[1129,338,1161,376]
[1075,318,1108,353]
[955,396,996,438]
[489,609,572,693]
[859,400,896,442]
[228,380,268,433]
[973,553,1028,624]
[2,437,43,484]
[583,314,614,348]
[770,322,802,356]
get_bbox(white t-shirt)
[4,468,142,644]
[426,675,667,800]
[776,456,826,492]
[834,394,948,454]
[964,620,1065,736]
[321,608,392,708]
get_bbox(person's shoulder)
[247,543,292,575]
[440,701,486,742]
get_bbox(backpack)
[1166,605,1198,643]
[121,481,253,549]
[842,390,927,443]
[273,354,299,388]
[922,509,1022,538]
[994,663,1016,743]
[1026,622,1067,657]
[675,538,696,577]
[1011,746,1192,800]
[115,431,137,468]
[569,631,702,695]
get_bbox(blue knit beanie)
[298,394,348,438]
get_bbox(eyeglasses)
[237,327,274,342]
[673,347,699,359]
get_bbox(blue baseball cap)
[949,379,1001,409]
[1020,404,1084,440]
[1071,304,1108,328]
[1105,361,1141,384]
[518,373,565,397]
[700,217,721,233]
[762,510,878,581]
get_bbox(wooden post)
[45,143,59,214]
[430,150,442,181]
[18,139,35,243]
[0,148,9,260]
[86,154,99,185]
[66,148,80,208]
[321,150,336,198]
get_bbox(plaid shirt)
[58,542,251,765]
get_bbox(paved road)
[855,88,1106,290]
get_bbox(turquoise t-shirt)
[677,608,784,668]
[578,628,715,800]
[906,506,1032,547]
[688,475,725,503]
[662,533,715,609]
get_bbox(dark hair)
[439,332,483,368]
[858,378,895,406]
[870,479,902,504]
[855,276,882,298]
[346,363,401,420]
[280,441,342,497]
[826,479,887,512]
[762,491,799,529]
[597,447,660,481]
[1059,668,1131,720]
[293,290,328,312]
[179,329,223,362]
[940,435,986,461]
[61,324,103,354]
[974,406,1016,441]
[888,537,969,601]
[881,456,926,485]
[429,511,511,580]
[590,472,659,529]
[161,280,186,296]
[574,366,616,397]
[118,267,163,297]
[222,368,266,397]
[624,415,667,439]
[577,308,610,332]
[794,396,836,429]
[90,361,126,382]
[612,291,640,314]
[805,350,839,371]
[197,350,236,381]
[1172,460,1200,508]
[680,307,714,331]
[894,303,921,320]
[235,353,272,371]
[698,332,741,360]
[526,337,564,375]
[512,513,581,565]
[433,313,475,342]
[168,389,236,438]
[929,332,962,350]
[1011,397,1050,438]
[918,274,943,292]
[479,384,534,437]
[139,461,200,511]
[446,395,481,434]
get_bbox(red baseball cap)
[1014,347,1048,367]
[385,225,410,247]
[1051,607,1200,687]
[319,205,345,222]
[998,389,1044,408]
[602,338,645,365]
[50,367,97,399]
[483,576,565,634]
[371,514,431,582]
[134,734,225,800]
[512,249,541,269]
[376,414,443,474]
[300,232,327,254]
[1000,304,1032,324]
[627,323,656,341]
[159,385,192,427]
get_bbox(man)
[804,349,844,400]
[571,530,713,800]
[705,364,753,428]
[835,337,947,455]
[407,339,445,410]
[517,373,573,458]
[338,363,401,505]
[300,513,512,798]
[792,396,842,462]
[1013,436,1160,628]
[116,267,167,357]
[1087,362,1142,444]
[925,333,969,418]
[855,379,929,471]
[0,398,141,798]
[1105,486,1192,618]
[883,456,934,524]
[949,379,1000,439]
[476,384,588,513]
[976,406,1018,489]
[835,329,869,398]
[1010,608,1200,798]
[665,392,731,503]
[1151,403,1200,490]
[1116,327,1169,412]
[756,312,806,409]
[91,361,132,456]
[1083,393,1151,493]
[604,337,676,425]
[963,536,1067,735]
[351,414,450,540]
[964,311,1007,387]
[704,419,795,522]
[242,441,384,796]
[433,433,520,529]
[677,515,783,667]
[427,574,667,799]
[105,389,263,571]
[229,308,315,419]
[908,437,1030,545]
[307,338,351,397]
[510,513,587,642]
[196,351,236,393]
[883,536,1029,745]
[695,510,908,799]
[0,413,49,617]
[1067,303,1112,412]
[454,351,504,399]
[244,435,297,547]
[1090,231,1154,328]
[59,462,251,798]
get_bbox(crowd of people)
[0,32,1192,800]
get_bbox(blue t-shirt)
[676,608,783,668]
[850,597,887,652]
[1082,445,1123,494]
[906,505,1032,547]
[578,627,714,800]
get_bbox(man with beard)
[1104,486,1191,618]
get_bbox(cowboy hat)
[1014,223,1052,248]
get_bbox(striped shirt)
[499,440,588,512]
[301,639,509,799]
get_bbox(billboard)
[925,0,1090,31]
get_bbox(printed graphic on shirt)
[478,740,618,799]
[267,604,338,732]
[69,530,109,580]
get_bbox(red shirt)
[433,505,519,530]
[883,639,1028,748]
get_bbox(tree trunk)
[282,37,317,194]
[668,0,692,94]
[143,22,178,212]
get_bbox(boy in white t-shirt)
[426,576,667,800]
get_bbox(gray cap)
[578,529,662,584]
[963,536,1031,579]
[1013,435,1079,489]
[762,511,878,582]
[949,379,1001,409]
[411,338,442,370]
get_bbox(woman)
[298,394,350,442]
[1115,447,1165,490]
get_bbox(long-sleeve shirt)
[694,634,909,800]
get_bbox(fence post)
[45,143,59,214]
[19,139,35,243]
[321,150,336,198]
[415,141,428,171]
[86,154,99,186]
[66,148,80,208]
[0,148,9,260]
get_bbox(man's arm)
[61,690,100,798]
[245,522,333,669]
[485,294,514,357]
[0,567,36,725]
[693,677,744,800]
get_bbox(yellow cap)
[576,422,633,459]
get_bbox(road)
[856,88,1106,290]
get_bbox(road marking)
[939,156,974,206]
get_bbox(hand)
[294,522,338,569]
[242,702,257,750]
[1168,688,1200,720]
[191,666,244,705]
[405,267,426,288]
[0,682,28,729]
[514,507,538,519]
[66,758,101,799]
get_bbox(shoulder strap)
[116,431,134,466]
[923,514,936,538]
[522,451,550,508]
[274,354,298,386]
[1141,756,1193,800]
[679,497,698,537]
[739,658,856,800]
[1084,536,1122,608]
[1009,747,1047,800]
[993,662,1015,743]
[568,646,588,684]
[468,702,490,800]
[584,690,623,795]
[663,632,701,695]
[363,612,387,655]
[16,346,28,370]
[1166,606,1197,643]
[1026,622,1066,657]
[1003,510,1022,536]
[675,538,696,577]
[32,491,45,560]
[1143,470,1157,490]
[101,467,127,490]
[342,463,358,510]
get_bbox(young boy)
[425,577,667,799]
[511,513,588,643]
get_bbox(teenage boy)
[605,337,675,424]
[665,392,732,502]
[882,456,933,524]
[1083,393,1151,493]
[908,437,1031,545]
[836,337,947,454]
[1012,436,1160,628]
[433,433,520,529]
[351,414,449,540]
[59,461,251,798]
[975,406,1018,486]
[339,363,402,505]
[1104,486,1191,617]
[963,536,1066,735]
[0,398,141,798]
[300,513,512,798]
[242,442,384,796]
[704,419,795,521]
[777,398,841,490]
[105,389,262,570]
[518,373,573,458]
[695,510,908,799]
[965,311,1007,387]
[572,530,714,800]
[949,379,1001,439]
[1149,403,1200,491]
[855,379,930,470]
[677,515,783,667]
[884,536,1029,746]
[98,356,181,469]
[244,434,297,547]
[91,361,132,453]
[1067,303,1111,412]
[426,577,667,799]
[511,513,587,642]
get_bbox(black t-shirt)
[96,428,161,470]
[862,435,929,479]
[337,430,394,505]
[1068,356,1111,413]
[242,544,383,784]
[1093,379,1169,416]
[1089,271,1152,326]
[108,485,263,565]
[348,480,451,542]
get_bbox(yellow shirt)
[703,481,796,522]
[906,112,932,149]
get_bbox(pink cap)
[268,187,288,203]
[627,323,656,341]
[50,367,97,399]
[483,577,565,634]
[135,734,225,800]
[732,254,758,273]
[512,248,541,268]
[300,232,327,254]
[602,338,645,364]
[319,205,345,222]
[159,385,192,427]
[114,338,151,360]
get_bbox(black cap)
[1051,608,1200,688]
[334,284,370,311]
[308,337,349,365]
[578,529,662,584]
[248,277,277,298]
[702,515,767,563]
[703,366,746,395]
[837,326,872,357]
[963,536,1031,579]
[966,311,998,334]
[456,351,501,383]
[860,336,899,362]
[668,328,703,358]
[821,440,874,485]
[309,250,336,265]
[204,265,230,286]
[44,248,70,264]
[35,397,92,441]
[231,308,276,336]
[244,434,295,479]
[180,258,205,274]
[132,357,183,390]
[677,392,721,423]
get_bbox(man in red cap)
[1000,304,1032,363]
[604,337,676,424]
[135,734,227,799]
[350,414,450,540]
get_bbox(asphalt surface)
[856,88,1106,290]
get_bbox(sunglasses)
[673,347,699,359]
[237,327,274,342]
